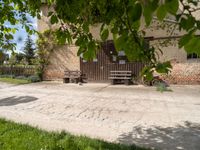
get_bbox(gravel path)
[0,81,200,150]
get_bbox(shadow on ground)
[118,121,200,150]
[0,96,38,106]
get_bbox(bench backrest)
[64,71,82,78]
[109,70,132,79]
[110,71,132,76]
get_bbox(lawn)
[0,78,31,84]
[0,119,149,150]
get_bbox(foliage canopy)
[0,0,40,51]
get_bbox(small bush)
[156,82,172,93]
[27,75,41,83]
[0,74,15,78]
[15,76,28,80]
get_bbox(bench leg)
[63,78,69,83]
[124,79,130,85]
[75,78,79,84]
[111,79,116,85]
[70,78,74,83]
[79,77,83,83]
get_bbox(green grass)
[0,78,31,84]
[0,118,150,150]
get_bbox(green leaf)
[56,30,67,44]
[82,23,89,32]
[5,34,13,40]
[11,28,17,34]
[48,11,53,17]
[143,7,153,26]
[50,15,58,24]
[128,3,142,22]
[83,41,96,60]
[145,71,154,81]
[179,33,193,48]
[25,25,30,33]
[132,20,140,30]
[184,37,200,55]
[77,47,85,56]
[114,33,127,51]
[141,67,154,81]
[180,16,195,31]
[75,37,83,46]
[150,0,159,11]
[157,5,167,21]
[165,0,179,15]
[100,28,109,41]
[142,0,158,26]
[155,61,172,74]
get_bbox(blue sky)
[8,16,37,52]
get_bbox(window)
[187,53,199,59]
[119,60,126,64]
[118,51,125,56]
[112,55,117,62]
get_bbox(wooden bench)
[109,71,133,85]
[63,71,86,83]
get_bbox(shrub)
[156,82,172,93]
[15,76,28,80]
[0,74,15,78]
[27,75,41,83]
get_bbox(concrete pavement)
[0,81,199,150]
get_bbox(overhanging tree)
[1,0,200,80]
[0,0,41,51]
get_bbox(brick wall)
[162,61,200,84]
[151,40,200,85]
[43,45,80,80]
[38,5,80,81]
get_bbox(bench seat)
[109,77,132,79]
[63,71,86,83]
[109,70,133,85]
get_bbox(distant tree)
[16,53,25,64]
[23,35,35,65]
[0,50,9,65]
[9,52,17,66]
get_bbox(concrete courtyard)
[0,81,200,150]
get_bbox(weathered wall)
[150,41,187,63]
[43,45,80,80]
[37,5,57,32]
[38,5,80,80]
[158,46,187,63]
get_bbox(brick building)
[38,4,200,84]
